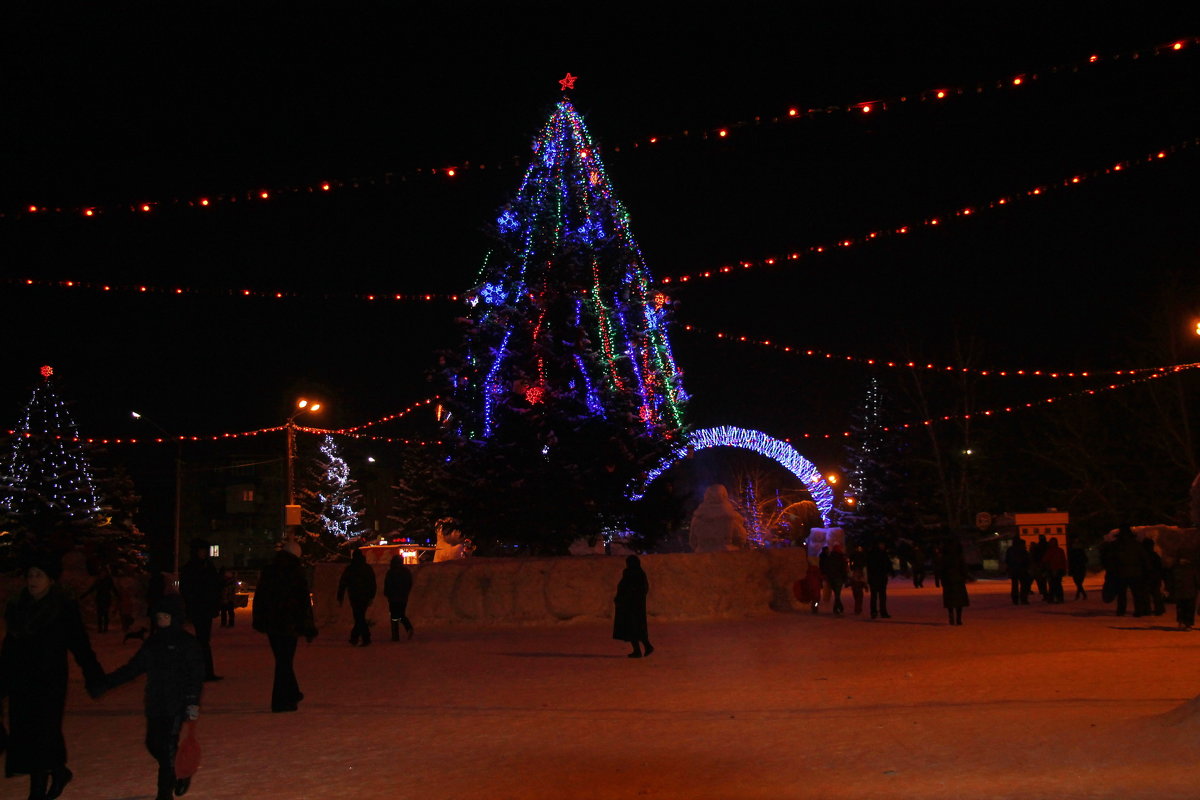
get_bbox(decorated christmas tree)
[435,83,689,553]
[0,365,103,559]
[298,434,366,558]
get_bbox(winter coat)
[384,561,413,612]
[1068,546,1087,579]
[1112,532,1149,580]
[0,585,104,776]
[612,557,649,642]
[253,551,318,640]
[1171,563,1200,602]
[179,557,222,622]
[1005,541,1031,577]
[821,549,849,585]
[1042,542,1068,575]
[337,551,378,606]
[220,574,238,606]
[938,542,971,609]
[105,617,204,717]
[865,548,894,587]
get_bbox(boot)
[391,621,400,642]
[45,767,72,800]
[955,608,963,626]
[948,610,955,625]
[628,643,642,658]
[29,772,49,800]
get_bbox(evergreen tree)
[837,376,916,545]
[86,463,148,574]
[297,435,366,558]
[0,365,102,562]
[433,93,689,553]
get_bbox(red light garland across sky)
[5,277,461,304]
[3,35,1192,222]
[678,322,1188,379]
[659,136,1199,285]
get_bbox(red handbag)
[176,721,201,779]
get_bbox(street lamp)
[284,398,321,543]
[131,411,184,576]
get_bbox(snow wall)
[311,549,810,629]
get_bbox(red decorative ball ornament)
[525,386,546,405]
[40,365,54,379]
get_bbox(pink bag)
[176,721,201,779]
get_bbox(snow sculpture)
[688,484,749,553]
[434,517,473,562]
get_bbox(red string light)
[658,136,1199,285]
[4,35,1192,221]
[680,321,1198,379]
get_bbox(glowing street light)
[284,398,322,543]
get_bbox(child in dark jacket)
[102,593,204,800]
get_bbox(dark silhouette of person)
[613,555,653,658]
[821,543,849,615]
[1068,539,1088,600]
[179,538,222,681]
[383,555,415,641]
[866,540,894,619]
[337,548,378,646]
[82,566,116,632]
[1,552,105,800]
[100,593,204,800]
[848,545,868,615]
[252,541,318,712]
[1006,538,1031,605]
[1171,556,1199,630]
[938,537,970,625]
[911,544,926,588]
[1030,534,1049,602]
[1042,537,1068,604]
[1111,526,1150,617]
[219,569,237,627]
[1143,537,1166,616]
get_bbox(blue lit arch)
[632,426,834,525]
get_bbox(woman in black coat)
[253,542,318,712]
[383,556,415,641]
[613,556,653,658]
[1,554,105,800]
[938,538,970,625]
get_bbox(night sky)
[1,6,1196,533]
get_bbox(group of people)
[1100,525,1200,629]
[1004,534,1086,606]
[815,537,973,625]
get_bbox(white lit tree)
[298,435,366,558]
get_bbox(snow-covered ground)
[23,574,1200,799]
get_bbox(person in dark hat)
[1,552,105,800]
[179,538,222,681]
[99,593,204,800]
[613,555,653,658]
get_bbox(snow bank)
[311,549,809,629]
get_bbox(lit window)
[242,489,254,502]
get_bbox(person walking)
[179,538,222,681]
[1143,538,1166,616]
[938,537,970,625]
[866,540,894,619]
[910,544,926,588]
[100,593,204,800]
[252,541,318,712]
[1030,534,1049,602]
[821,543,848,615]
[1042,537,1068,604]
[1111,526,1150,617]
[219,570,238,628]
[383,555,415,641]
[81,566,116,633]
[613,555,653,658]
[337,548,378,647]
[1171,556,1199,630]
[1006,538,1031,605]
[1068,539,1088,600]
[1,552,105,800]
[848,545,868,615]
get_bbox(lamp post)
[131,411,184,576]
[284,398,321,543]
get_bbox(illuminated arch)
[632,425,834,524]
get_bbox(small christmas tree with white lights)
[298,435,366,558]
[0,365,103,560]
